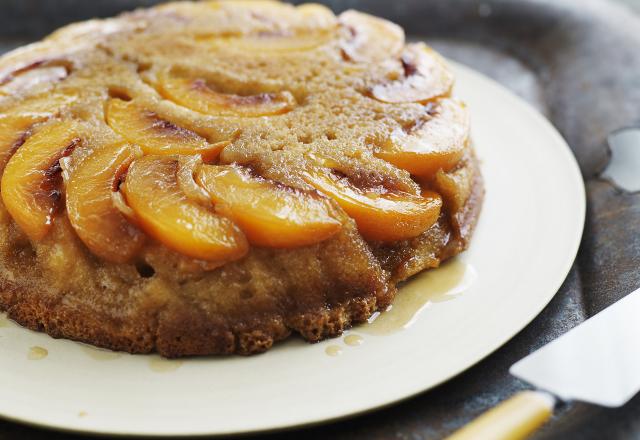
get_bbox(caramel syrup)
[362,258,476,335]
[27,346,48,360]
[325,345,343,357]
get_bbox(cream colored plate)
[0,62,585,437]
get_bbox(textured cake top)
[0,0,469,265]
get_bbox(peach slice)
[105,98,228,161]
[215,1,336,27]
[370,43,454,104]
[204,2,334,51]
[219,0,334,21]
[66,143,145,263]
[121,155,248,262]
[1,120,80,240]
[5,91,77,116]
[339,10,404,62]
[302,169,441,242]
[374,99,470,179]
[176,155,212,206]
[0,114,47,172]
[0,93,78,171]
[434,164,473,215]
[196,164,342,247]
[295,3,337,25]
[0,59,71,92]
[216,31,331,53]
[0,66,68,96]
[157,73,295,117]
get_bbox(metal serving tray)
[1,0,639,438]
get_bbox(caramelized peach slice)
[206,2,334,51]
[434,164,474,215]
[1,120,80,240]
[339,10,404,62]
[0,93,78,171]
[6,91,77,116]
[121,155,248,262]
[217,1,336,25]
[216,31,331,52]
[196,164,341,247]
[221,0,289,9]
[295,3,336,24]
[105,98,228,161]
[375,99,470,179]
[157,73,295,117]
[0,66,68,97]
[66,143,145,263]
[0,59,71,93]
[302,169,441,242]
[0,114,47,172]
[371,43,454,104]
[219,0,334,22]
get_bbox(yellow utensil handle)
[445,390,556,440]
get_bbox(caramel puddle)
[362,258,476,335]
[325,345,343,357]
[344,334,364,346]
[27,346,48,360]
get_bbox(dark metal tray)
[1,0,640,438]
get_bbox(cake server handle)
[444,390,555,440]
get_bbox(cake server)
[447,286,640,440]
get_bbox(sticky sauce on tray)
[325,345,343,357]
[343,334,363,346]
[0,314,8,328]
[362,258,476,335]
[27,346,48,360]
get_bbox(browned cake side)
[0,0,483,357]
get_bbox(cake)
[0,0,483,357]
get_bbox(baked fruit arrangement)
[0,0,483,357]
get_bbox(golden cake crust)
[0,0,483,357]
